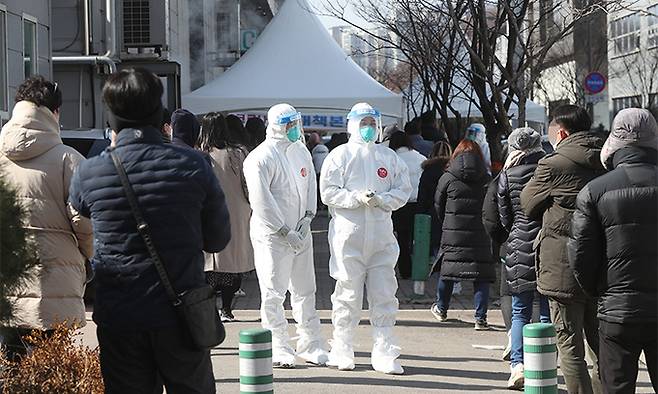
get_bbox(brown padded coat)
[0,101,93,330]
[520,131,605,300]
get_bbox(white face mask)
[548,125,562,149]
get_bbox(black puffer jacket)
[434,151,494,282]
[568,146,658,323]
[497,152,545,294]
[69,127,231,330]
[482,174,508,245]
[417,158,448,251]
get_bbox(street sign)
[585,93,606,104]
[241,29,259,52]
[584,72,606,95]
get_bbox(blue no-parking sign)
[584,72,606,94]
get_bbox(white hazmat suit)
[320,103,412,374]
[243,103,328,368]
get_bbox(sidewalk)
[79,213,654,392]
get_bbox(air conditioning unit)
[119,0,167,59]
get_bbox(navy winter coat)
[69,127,230,330]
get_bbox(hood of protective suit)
[266,103,298,142]
[0,101,62,161]
[447,151,487,184]
[347,102,380,145]
[466,123,491,173]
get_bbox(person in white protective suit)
[319,103,412,375]
[466,123,492,175]
[243,103,328,368]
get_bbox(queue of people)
[0,70,656,394]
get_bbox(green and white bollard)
[411,214,432,296]
[239,328,274,394]
[523,323,558,394]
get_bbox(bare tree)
[314,0,628,159]
[312,0,472,143]
[609,46,658,117]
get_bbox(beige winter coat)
[0,101,93,330]
[204,146,255,273]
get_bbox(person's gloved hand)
[296,215,313,240]
[357,191,377,207]
[286,230,305,250]
[370,194,384,208]
[362,192,382,208]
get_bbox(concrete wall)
[0,0,52,125]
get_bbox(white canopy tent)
[183,0,403,122]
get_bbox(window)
[648,5,658,48]
[23,16,37,78]
[216,12,231,51]
[612,96,641,116]
[0,6,7,112]
[539,0,569,44]
[610,13,640,55]
[650,93,658,110]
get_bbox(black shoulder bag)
[110,150,225,350]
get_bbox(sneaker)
[220,310,235,322]
[235,288,246,298]
[430,303,448,322]
[474,319,489,330]
[507,363,524,390]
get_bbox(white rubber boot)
[272,337,296,369]
[327,339,355,371]
[371,327,404,375]
[297,338,329,366]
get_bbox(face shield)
[466,123,486,144]
[347,105,382,143]
[273,110,303,143]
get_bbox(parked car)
[61,128,112,158]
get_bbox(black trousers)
[392,202,417,279]
[206,272,242,313]
[599,320,658,394]
[97,324,215,394]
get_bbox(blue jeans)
[437,279,490,321]
[511,291,551,366]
